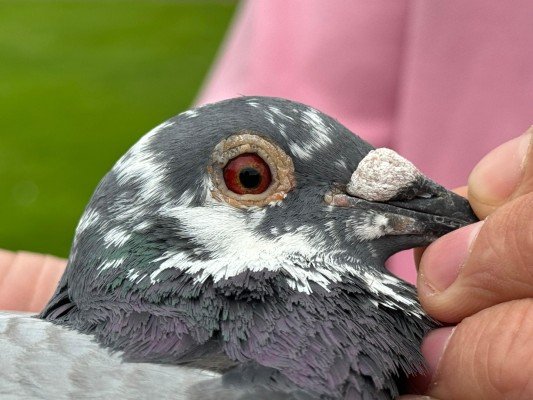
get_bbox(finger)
[422,299,533,400]
[417,192,533,322]
[0,251,66,312]
[28,254,67,311]
[468,127,532,219]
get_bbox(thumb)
[468,126,533,219]
[419,300,533,400]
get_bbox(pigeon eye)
[223,153,272,195]
[209,133,296,208]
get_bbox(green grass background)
[0,0,237,257]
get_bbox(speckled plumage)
[1,97,477,399]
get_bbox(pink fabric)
[197,0,533,283]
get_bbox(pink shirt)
[197,0,533,282]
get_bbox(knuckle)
[504,195,533,262]
[465,300,533,399]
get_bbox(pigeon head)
[41,97,477,399]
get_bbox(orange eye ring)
[208,132,295,208]
[223,153,272,195]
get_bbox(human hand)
[0,250,66,312]
[400,127,533,399]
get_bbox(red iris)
[223,153,272,195]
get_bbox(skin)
[1,128,531,399]
[402,127,533,399]
[0,250,66,312]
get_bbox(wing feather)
[0,313,221,399]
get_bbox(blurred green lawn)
[0,0,237,257]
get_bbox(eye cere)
[209,132,295,207]
[223,153,272,194]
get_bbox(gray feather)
[0,312,222,399]
[0,312,321,399]
[2,97,477,399]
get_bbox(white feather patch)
[180,109,199,119]
[141,203,366,294]
[288,108,333,161]
[113,121,174,206]
[76,208,100,235]
[104,227,132,248]
[99,257,125,272]
[352,214,390,241]
[360,271,423,318]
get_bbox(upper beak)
[325,178,478,241]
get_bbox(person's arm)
[402,127,533,399]
[0,250,66,312]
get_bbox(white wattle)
[347,148,422,202]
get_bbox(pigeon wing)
[0,312,222,399]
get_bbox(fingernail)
[421,327,455,379]
[469,130,532,204]
[419,221,484,294]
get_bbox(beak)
[325,178,478,241]
[325,148,479,242]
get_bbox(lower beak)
[325,180,479,241]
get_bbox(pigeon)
[0,97,477,399]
